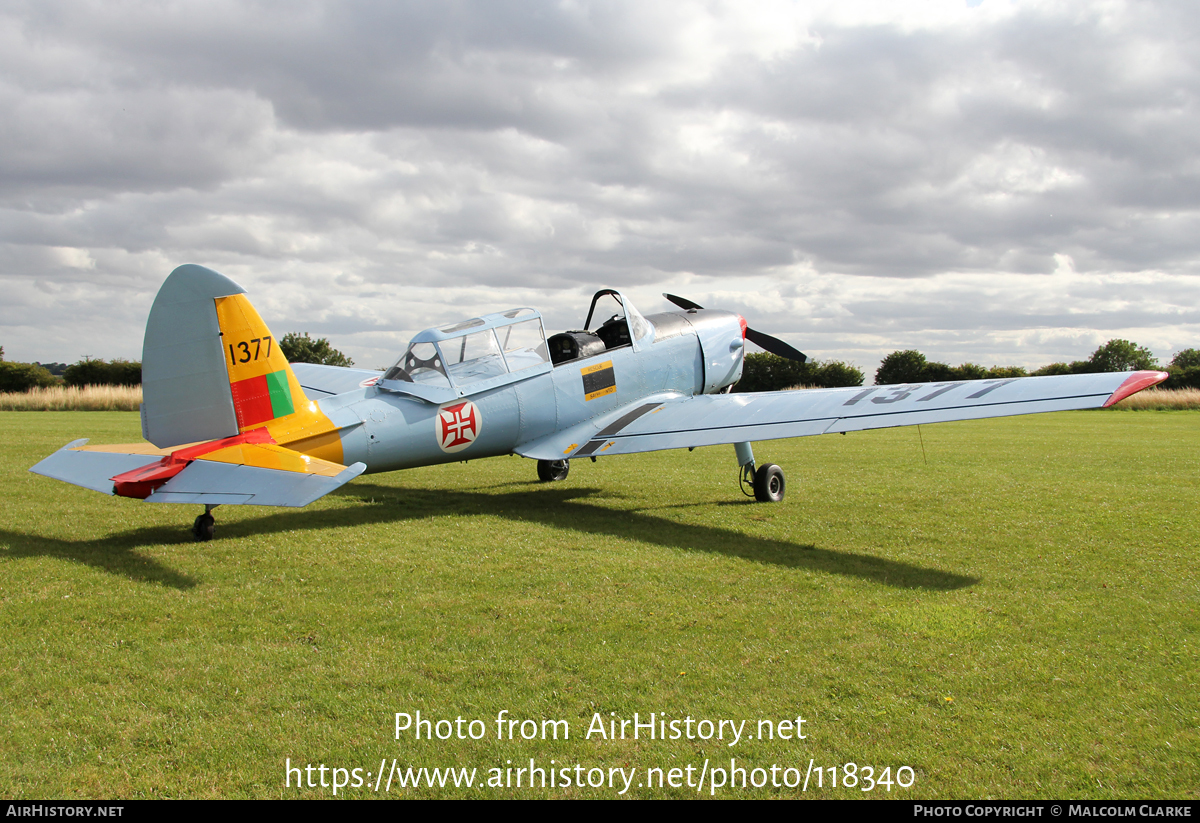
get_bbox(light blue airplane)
[31,265,1167,540]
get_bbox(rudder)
[142,265,245,448]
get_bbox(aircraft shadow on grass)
[245,481,978,591]
[1,483,978,592]
[0,526,201,589]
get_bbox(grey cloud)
[2,1,1198,369]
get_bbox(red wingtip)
[1103,371,1169,407]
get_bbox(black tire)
[753,463,785,503]
[537,459,570,482]
[192,513,215,542]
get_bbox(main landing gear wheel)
[537,459,570,482]
[192,512,215,541]
[753,463,785,503]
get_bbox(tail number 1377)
[228,336,272,364]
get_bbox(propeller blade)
[745,328,807,363]
[663,293,704,311]
[664,292,808,362]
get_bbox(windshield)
[583,289,652,349]
[382,341,450,387]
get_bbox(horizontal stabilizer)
[30,439,167,495]
[290,362,384,397]
[146,459,365,507]
[30,437,365,507]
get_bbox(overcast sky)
[2,0,1198,378]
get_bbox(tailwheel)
[537,459,570,482]
[192,513,215,541]
[192,505,218,541]
[753,463,785,503]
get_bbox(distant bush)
[1031,361,1091,376]
[951,363,988,380]
[1033,339,1158,376]
[812,360,866,388]
[0,362,58,392]
[1088,339,1157,371]
[986,366,1029,379]
[35,362,69,376]
[1169,348,1200,369]
[63,359,142,387]
[1162,366,1200,390]
[875,351,1028,385]
[280,333,354,367]
[735,353,864,392]
[874,350,928,385]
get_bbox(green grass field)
[1,411,1196,799]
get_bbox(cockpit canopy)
[381,308,549,390]
[378,290,652,396]
[546,289,655,365]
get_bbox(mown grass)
[1,411,1196,799]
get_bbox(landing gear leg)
[192,504,219,541]
[736,441,757,498]
[537,459,570,482]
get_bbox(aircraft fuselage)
[317,311,738,474]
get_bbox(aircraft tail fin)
[141,264,244,448]
[142,265,335,457]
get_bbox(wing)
[516,371,1167,460]
[289,362,384,397]
[31,438,365,507]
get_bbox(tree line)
[734,353,865,392]
[3,336,1197,394]
[873,339,1200,390]
[0,333,353,393]
[737,339,1200,392]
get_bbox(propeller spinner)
[663,293,807,363]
